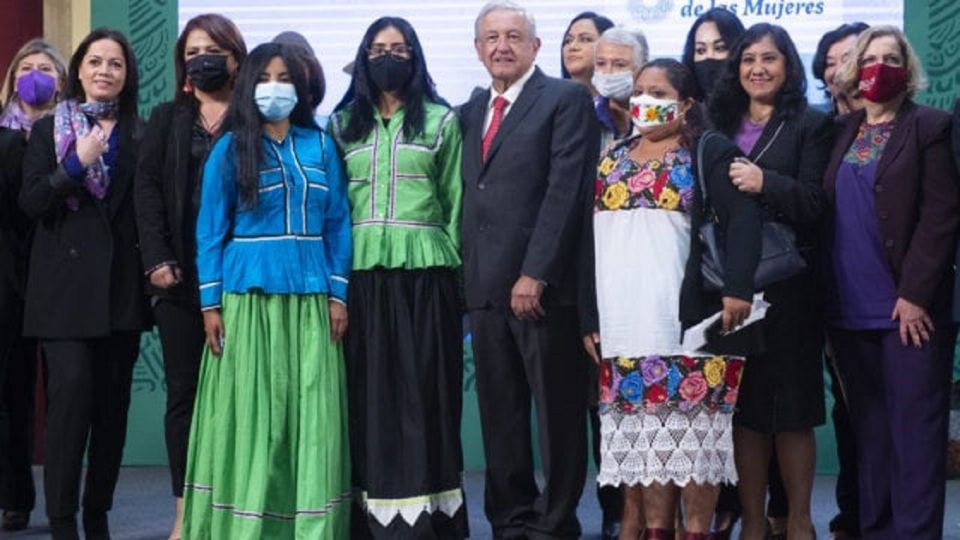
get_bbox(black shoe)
[1,510,29,531]
[602,520,622,540]
[49,515,80,540]
[83,511,110,540]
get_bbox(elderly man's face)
[475,9,540,88]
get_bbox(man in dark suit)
[459,2,600,537]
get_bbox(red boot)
[644,529,676,540]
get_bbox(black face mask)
[185,54,231,93]
[368,54,413,93]
[694,58,725,97]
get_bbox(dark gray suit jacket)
[459,67,600,309]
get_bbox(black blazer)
[459,68,600,309]
[952,98,960,321]
[825,102,959,320]
[19,115,149,338]
[0,128,28,301]
[134,100,202,300]
[728,106,832,258]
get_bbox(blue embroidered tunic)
[195,124,352,310]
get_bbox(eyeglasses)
[368,44,411,58]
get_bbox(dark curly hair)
[637,58,706,151]
[681,8,745,101]
[227,43,317,209]
[812,22,868,98]
[334,17,445,143]
[707,23,807,136]
[560,11,614,79]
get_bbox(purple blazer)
[823,101,959,318]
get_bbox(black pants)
[41,334,139,520]
[470,306,587,539]
[0,295,37,512]
[153,299,205,497]
[826,355,860,535]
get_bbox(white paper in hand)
[681,293,770,353]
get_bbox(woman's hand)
[583,332,601,365]
[721,296,752,333]
[329,300,348,342]
[202,309,225,357]
[891,297,934,348]
[75,126,110,167]
[148,264,182,289]
[729,157,764,194]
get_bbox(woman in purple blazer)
[824,26,959,540]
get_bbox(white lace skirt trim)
[362,487,463,526]
[597,408,737,487]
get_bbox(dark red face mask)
[858,62,909,103]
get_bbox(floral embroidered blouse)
[595,138,695,214]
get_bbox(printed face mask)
[630,94,680,129]
[858,63,908,103]
[592,71,634,102]
[255,82,298,121]
[185,54,231,93]
[17,70,57,107]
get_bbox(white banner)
[180,0,904,114]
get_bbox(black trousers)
[0,291,37,512]
[153,299,205,497]
[41,333,139,520]
[470,306,587,540]
[826,355,860,535]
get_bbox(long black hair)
[227,42,316,209]
[812,22,869,97]
[335,17,444,143]
[560,11,614,79]
[638,58,706,151]
[707,23,807,136]
[65,28,139,120]
[681,8,745,101]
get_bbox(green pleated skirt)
[182,292,350,539]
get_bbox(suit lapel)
[823,110,864,196]
[463,89,489,183]
[107,121,135,220]
[874,101,914,182]
[482,68,545,171]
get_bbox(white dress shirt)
[483,64,537,132]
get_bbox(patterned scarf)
[54,99,118,208]
[0,100,39,132]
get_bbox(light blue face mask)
[255,81,298,121]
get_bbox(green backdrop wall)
[89,0,960,471]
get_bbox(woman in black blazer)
[708,24,831,540]
[18,28,146,540]
[133,15,245,539]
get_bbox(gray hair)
[474,0,537,39]
[597,27,649,69]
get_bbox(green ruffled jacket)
[330,101,463,271]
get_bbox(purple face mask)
[17,70,57,107]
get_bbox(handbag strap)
[696,130,723,217]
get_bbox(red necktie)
[482,96,509,162]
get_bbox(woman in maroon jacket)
[824,26,959,540]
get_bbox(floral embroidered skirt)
[182,292,350,539]
[597,354,745,487]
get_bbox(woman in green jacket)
[330,16,466,540]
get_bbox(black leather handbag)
[696,129,807,292]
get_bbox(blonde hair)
[1,38,68,107]
[836,25,926,100]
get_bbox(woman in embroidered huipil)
[330,17,466,539]
[589,59,760,540]
[183,43,352,539]
[824,27,959,539]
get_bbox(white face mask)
[592,70,634,102]
[255,81,298,122]
[629,94,681,129]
